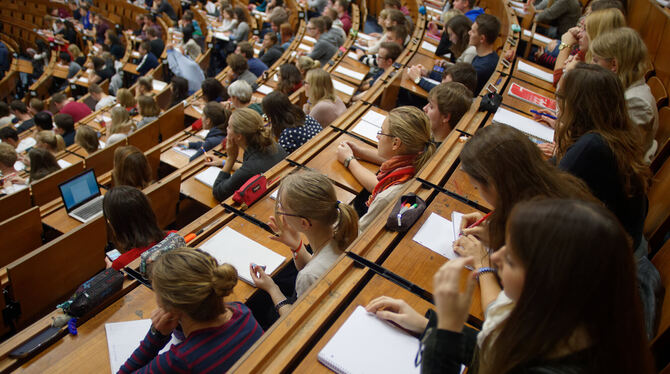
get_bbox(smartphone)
[106,249,122,262]
[432,65,444,73]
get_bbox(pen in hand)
[530,109,557,120]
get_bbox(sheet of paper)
[213,32,229,41]
[57,159,72,168]
[421,41,437,53]
[413,212,458,260]
[257,84,273,95]
[152,80,167,91]
[303,35,317,43]
[99,140,106,148]
[298,43,311,52]
[195,166,221,188]
[13,160,26,171]
[335,66,366,81]
[347,51,359,60]
[332,79,355,95]
[77,77,89,84]
[424,77,441,86]
[317,306,421,374]
[361,110,386,126]
[492,107,554,143]
[451,211,464,241]
[522,29,553,44]
[356,33,374,40]
[351,120,380,143]
[172,146,198,158]
[105,319,180,374]
[16,137,37,153]
[199,226,286,285]
[196,129,210,138]
[1,183,28,195]
[270,189,278,199]
[517,60,553,83]
[354,43,368,51]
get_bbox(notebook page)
[105,319,180,374]
[317,306,421,374]
[152,80,167,91]
[421,41,437,54]
[522,29,553,44]
[350,120,380,143]
[332,79,356,95]
[199,226,286,285]
[334,66,366,81]
[491,108,554,143]
[257,85,273,95]
[451,211,464,241]
[303,35,317,43]
[16,137,36,153]
[194,166,221,188]
[57,159,72,168]
[517,60,553,83]
[413,212,458,260]
[172,146,198,159]
[361,110,386,126]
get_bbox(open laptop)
[58,169,104,223]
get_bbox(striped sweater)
[118,302,263,373]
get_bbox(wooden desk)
[512,59,555,92]
[501,77,555,115]
[400,52,436,98]
[304,133,379,194]
[444,168,493,212]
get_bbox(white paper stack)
[335,66,366,81]
[57,159,72,168]
[421,41,437,53]
[172,146,198,158]
[522,29,553,44]
[332,79,355,95]
[105,319,180,374]
[491,107,554,143]
[351,109,386,142]
[194,166,221,187]
[152,80,167,91]
[517,60,553,83]
[16,137,37,153]
[413,212,464,260]
[257,85,273,95]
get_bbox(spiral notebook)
[317,306,421,374]
[491,107,554,144]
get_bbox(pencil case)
[386,194,426,232]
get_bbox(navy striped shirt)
[118,302,263,373]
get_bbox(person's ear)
[391,137,402,151]
[300,217,311,230]
[610,58,618,73]
[441,113,451,128]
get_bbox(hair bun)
[211,263,238,297]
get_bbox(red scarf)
[366,155,416,207]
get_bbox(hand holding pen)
[530,109,557,129]
[459,211,491,241]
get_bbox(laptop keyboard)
[73,197,104,220]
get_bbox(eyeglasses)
[276,201,311,224]
[376,131,395,138]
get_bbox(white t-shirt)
[295,240,342,297]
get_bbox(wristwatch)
[413,76,422,84]
[558,42,570,51]
[344,155,355,168]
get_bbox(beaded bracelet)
[475,267,497,281]
[275,299,292,312]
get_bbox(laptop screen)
[59,169,101,212]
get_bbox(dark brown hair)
[446,15,472,57]
[113,145,152,189]
[103,186,164,252]
[277,63,302,96]
[262,91,306,138]
[28,148,60,182]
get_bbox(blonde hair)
[0,143,17,167]
[278,171,358,249]
[137,95,161,117]
[305,69,337,104]
[387,106,436,171]
[584,8,625,62]
[590,27,647,89]
[68,44,83,59]
[150,248,237,322]
[109,106,136,135]
[229,108,276,153]
[441,8,463,24]
[36,130,65,152]
[75,125,100,154]
[116,88,136,108]
[379,9,389,31]
[137,76,153,94]
[297,56,321,76]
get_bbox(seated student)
[0,127,19,148]
[220,6,238,33]
[52,93,92,123]
[170,76,190,106]
[227,6,251,42]
[179,10,203,43]
[74,125,100,155]
[178,102,229,161]
[53,113,76,146]
[28,148,61,182]
[68,44,86,67]
[258,32,284,67]
[113,145,152,189]
[9,101,35,133]
[303,69,347,128]
[361,9,406,54]
[0,101,14,127]
[453,0,484,22]
[321,10,346,48]
[35,130,65,155]
[277,63,304,96]
[469,14,501,92]
[553,64,649,255]
[265,7,289,40]
[297,56,321,79]
[107,106,136,146]
[105,30,125,60]
[263,91,322,153]
[208,108,287,201]
[0,143,26,188]
[88,56,115,84]
[590,27,659,162]
[165,43,206,93]
[250,171,358,315]
[423,82,472,146]
[279,22,294,50]
[136,76,154,97]
[304,17,338,66]
[136,41,159,76]
[146,27,164,58]
[202,77,227,103]
[358,25,409,67]
[152,0,178,22]
[118,248,263,373]
[443,62,478,96]
[136,95,161,128]
[367,199,653,374]
[237,41,268,77]
[28,99,48,117]
[336,107,436,232]
[226,53,259,90]
[59,51,81,79]
[353,42,403,101]
[89,83,116,111]
[226,80,263,114]
[333,0,351,34]
[117,88,137,111]
[301,0,328,17]
[384,0,411,21]
[531,0,581,37]
[92,14,110,45]
[436,15,476,63]
[103,186,172,270]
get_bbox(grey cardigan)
[534,0,582,36]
